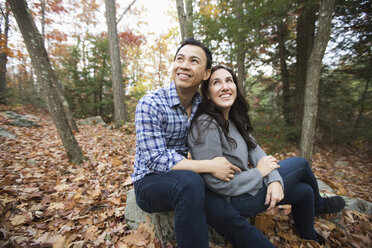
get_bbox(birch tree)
[9,0,84,164]
[105,0,127,128]
[300,0,335,164]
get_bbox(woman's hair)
[190,65,257,149]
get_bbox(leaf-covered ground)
[0,105,371,248]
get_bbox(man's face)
[172,45,211,92]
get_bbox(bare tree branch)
[116,0,136,25]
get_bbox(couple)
[132,38,345,248]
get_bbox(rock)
[9,117,41,127]
[0,126,16,139]
[26,159,40,165]
[77,116,106,126]
[125,181,372,244]
[4,111,41,127]
[317,179,335,194]
[124,189,226,245]
[343,196,372,215]
[335,161,350,167]
[4,111,21,119]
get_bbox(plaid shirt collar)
[168,81,202,109]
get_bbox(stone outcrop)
[77,116,106,126]
[0,126,16,139]
[4,111,41,127]
[124,189,226,245]
[124,179,372,244]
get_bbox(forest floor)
[0,105,371,248]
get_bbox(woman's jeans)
[134,170,276,248]
[230,157,324,241]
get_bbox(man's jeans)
[134,170,275,248]
[230,157,324,241]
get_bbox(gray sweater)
[187,115,284,197]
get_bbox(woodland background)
[0,0,371,247]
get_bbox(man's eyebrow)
[177,53,201,60]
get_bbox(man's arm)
[135,97,240,179]
[172,157,241,182]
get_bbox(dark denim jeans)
[230,157,324,241]
[134,170,275,248]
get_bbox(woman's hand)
[256,155,280,177]
[210,157,241,182]
[265,181,284,211]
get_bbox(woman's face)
[208,68,237,119]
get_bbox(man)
[132,38,275,248]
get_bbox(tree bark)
[40,0,45,42]
[277,20,292,125]
[300,0,335,165]
[9,0,84,164]
[294,0,317,126]
[185,0,193,39]
[176,0,193,41]
[234,0,246,97]
[0,0,9,103]
[105,0,127,128]
[353,80,370,129]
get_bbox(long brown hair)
[190,65,256,149]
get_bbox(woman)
[187,65,345,246]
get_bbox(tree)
[0,0,10,103]
[294,0,318,126]
[105,0,127,128]
[277,19,292,125]
[9,0,84,164]
[300,0,335,164]
[176,0,193,41]
[234,0,246,97]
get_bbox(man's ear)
[203,69,211,80]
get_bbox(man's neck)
[176,86,198,116]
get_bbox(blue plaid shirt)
[132,81,202,183]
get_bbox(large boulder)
[343,196,372,215]
[125,180,372,244]
[124,189,226,245]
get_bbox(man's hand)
[256,155,280,178]
[265,181,284,211]
[210,157,241,182]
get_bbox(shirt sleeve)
[187,119,264,197]
[135,97,185,172]
[248,137,284,189]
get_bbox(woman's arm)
[187,118,264,196]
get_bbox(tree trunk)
[294,0,317,126]
[9,0,84,164]
[277,20,292,125]
[300,0,335,165]
[176,0,193,41]
[235,0,246,97]
[41,0,45,42]
[353,80,370,129]
[185,0,193,39]
[105,0,127,128]
[0,0,9,103]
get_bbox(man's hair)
[174,38,212,69]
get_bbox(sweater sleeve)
[187,118,264,197]
[248,137,284,189]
